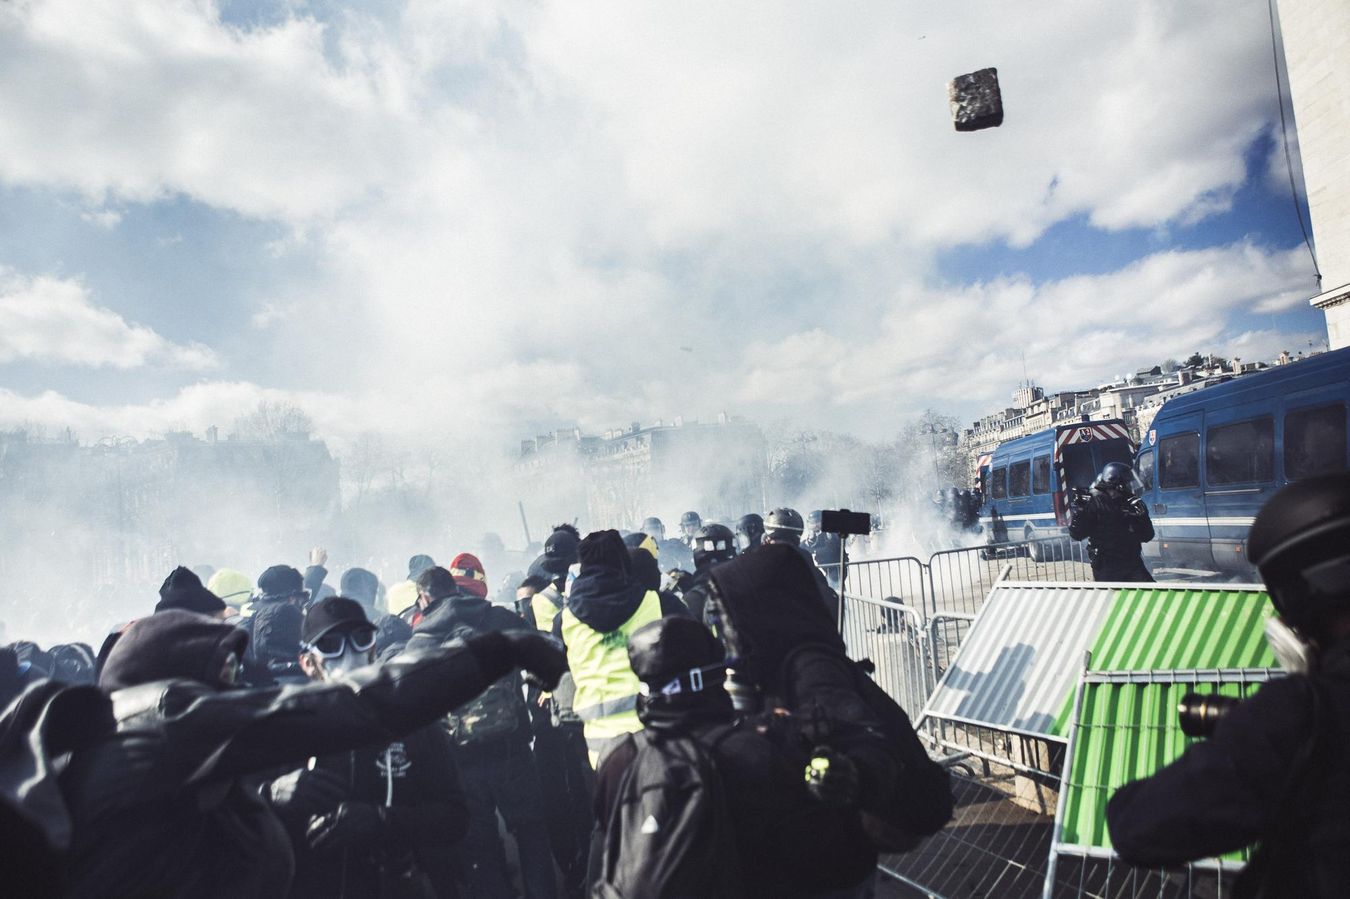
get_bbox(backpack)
[442,620,528,746]
[446,674,528,745]
[593,726,744,899]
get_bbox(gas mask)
[1264,615,1316,675]
[304,626,377,681]
[702,583,762,713]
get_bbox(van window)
[990,467,1007,500]
[1285,404,1347,480]
[1206,418,1274,486]
[1136,450,1154,492]
[1060,444,1098,490]
[1009,460,1031,497]
[1159,433,1200,489]
[1032,455,1052,494]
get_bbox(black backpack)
[593,726,744,899]
[443,621,528,746]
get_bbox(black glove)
[265,768,348,819]
[306,801,386,852]
[804,747,860,808]
[1125,496,1148,516]
[499,631,568,691]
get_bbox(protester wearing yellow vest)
[552,530,692,763]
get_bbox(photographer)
[1106,472,1350,896]
[1067,462,1154,582]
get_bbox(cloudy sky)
[0,0,1327,450]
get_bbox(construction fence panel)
[1045,666,1275,899]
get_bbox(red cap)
[449,552,489,598]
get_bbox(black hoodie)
[550,531,689,645]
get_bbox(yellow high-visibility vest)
[560,589,663,763]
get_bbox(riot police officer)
[1106,471,1350,895]
[734,513,765,551]
[678,511,703,548]
[764,507,806,546]
[1067,462,1154,582]
[680,523,737,624]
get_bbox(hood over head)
[707,543,844,695]
[568,530,646,632]
[450,552,490,599]
[155,566,226,616]
[628,546,662,592]
[339,567,380,608]
[99,610,249,692]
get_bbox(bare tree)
[231,401,314,442]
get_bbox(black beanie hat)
[578,530,631,576]
[100,610,248,691]
[155,566,226,616]
[257,565,306,602]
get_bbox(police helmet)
[764,507,805,545]
[735,513,765,549]
[641,516,666,540]
[1093,462,1139,496]
[1248,471,1350,634]
[691,523,737,570]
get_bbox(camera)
[819,509,872,536]
[1177,692,1241,738]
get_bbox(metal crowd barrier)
[837,592,932,729]
[1043,663,1272,899]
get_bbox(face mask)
[308,642,375,681]
[1265,615,1316,675]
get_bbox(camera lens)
[1177,692,1241,739]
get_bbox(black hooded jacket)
[709,545,951,843]
[550,557,688,645]
[285,723,468,899]
[1107,638,1350,897]
[0,610,533,899]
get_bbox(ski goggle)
[639,660,729,697]
[303,626,377,658]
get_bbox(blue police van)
[1136,347,1350,576]
[979,419,1135,559]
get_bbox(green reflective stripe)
[574,694,639,721]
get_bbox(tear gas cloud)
[0,406,974,649]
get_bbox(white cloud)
[79,207,122,229]
[734,241,1321,433]
[0,1,1322,444]
[0,269,218,370]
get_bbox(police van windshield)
[1060,441,1134,490]
[1061,444,1097,490]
